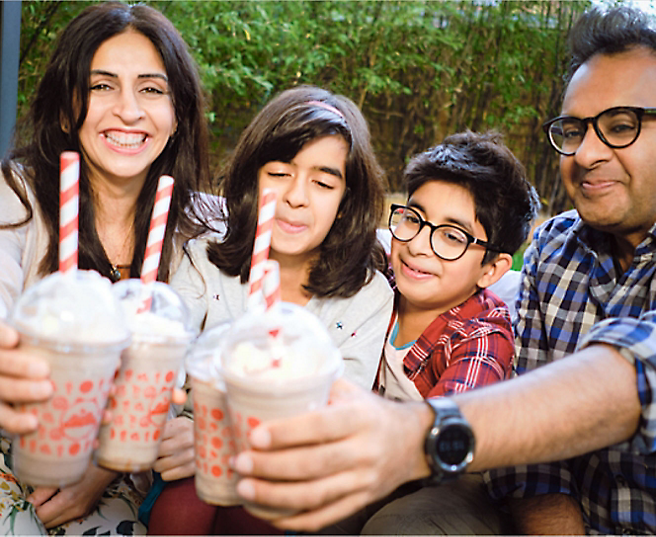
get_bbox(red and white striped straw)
[262,259,281,311]
[247,189,276,310]
[59,152,79,274]
[262,259,283,367]
[137,175,174,313]
[141,175,175,285]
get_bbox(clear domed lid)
[185,322,230,388]
[10,270,130,348]
[221,302,342,383]
[111,279,195,343]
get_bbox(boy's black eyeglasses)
[542,106,656,156]
[388,204,501,261]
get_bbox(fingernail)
[249,426,271,448]
[27,360,49,378]
[30,380,53,398]
[233,453,253,474]
[236,479,255,500]
[22,413,38,431]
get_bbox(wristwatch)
[423,398,475,485]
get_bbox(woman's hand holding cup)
[0,320,53,434]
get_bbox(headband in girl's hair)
[306,100,345,120]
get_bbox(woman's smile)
[102,129,149,150]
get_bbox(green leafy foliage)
[17,0,595,214]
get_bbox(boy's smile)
[399,257,435,281]
[391,181,495,318]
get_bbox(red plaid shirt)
[378,288,514,399]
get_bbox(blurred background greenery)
[17,0,595,217]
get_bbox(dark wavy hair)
[403,131,540,264]
[2,1,211,282]
[207,85,387,298]
[567,6,656,84]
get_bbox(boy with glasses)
[317,131,538,534]
[377,131,539,402]
[339,132,539,534]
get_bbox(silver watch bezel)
[423,398,475,484]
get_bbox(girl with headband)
[148,85,394,534]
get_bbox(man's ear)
[477,253,513,289]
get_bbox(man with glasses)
[226,6,656,535]
[481,6,656,534]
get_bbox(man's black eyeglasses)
[542,106,656,156]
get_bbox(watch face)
[437,423,472,467]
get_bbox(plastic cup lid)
[185,322,231,389]
[111,279,195,344]
[221,302,342,384]
[10,270,130,348]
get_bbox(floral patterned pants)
[0,436,147,535]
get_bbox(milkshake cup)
[9,270,130,488]
[95,279,194,473]
[186,323,240,506]
[221,302,343,520]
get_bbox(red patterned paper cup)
[188,376,240,505]
[13,337,125,487]
[96,280,193,472]
[185,322,240,506]
[221,302,343,519]
[9,270,130,488]
[95,338,189,472]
